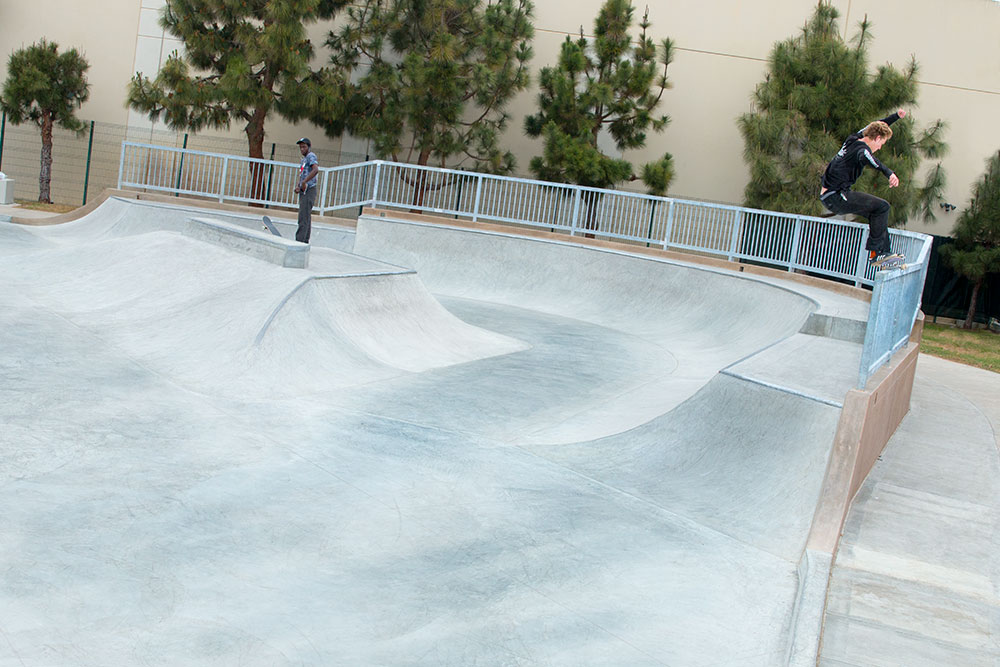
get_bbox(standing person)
[819,109,906,266]
[295,138,319,244]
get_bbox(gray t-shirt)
[299,151,318,189]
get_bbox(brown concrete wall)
[807,341,921,554]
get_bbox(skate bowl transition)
[0,193,919,666]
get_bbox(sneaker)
[870,252,904,267]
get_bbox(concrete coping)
[184,216,309,269]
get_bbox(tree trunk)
[410,148,432,212]
[582,190,600,239]
[246,111,267,206]
[963,277,983,330]
[38,111,54,203]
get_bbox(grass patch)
[14,199,78,214]
[921,322,1000,373]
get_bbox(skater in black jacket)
[819,109,906,266]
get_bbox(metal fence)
[0,112,365,207]
[117,141,931,387]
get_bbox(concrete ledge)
[780,341,920,665]
[361,207,873,304]
[801,312,867,344]
[787,549,834,667]
[806,341,921,556]
[184,216,309,268]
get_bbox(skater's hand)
[897,109,906,118]
[888,173,900,188]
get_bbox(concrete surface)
[0,198,995,666]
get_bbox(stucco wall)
[1,0,997,235]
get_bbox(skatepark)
[1,192,997,666]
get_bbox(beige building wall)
[0,0,140,125]
[2,0,998,236]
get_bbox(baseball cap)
[296,137,311,146]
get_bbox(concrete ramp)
[2,217,525,398]
[525,374,842,560]
[255,272,529,376]
[351,213,856,441]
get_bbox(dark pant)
[820,189,891,254]
[297,185,316,243]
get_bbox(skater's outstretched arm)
[860,108,906,135]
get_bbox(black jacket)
[821,113,900,192]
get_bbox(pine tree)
[524,0,674,196]
[1,40,90,203]
[940,151,1000,329]
[739,2,947,224]
[322,0,533,206]
[126,0,349,200]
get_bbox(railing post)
[82,120,95,205]
[357,154,370,216]
[788,216,803,273]
[661,200,675,250]
[0,110,5,171]
[218,155,228,203]
[472,174,483,222]
[371,161,383,208]
[854,227,871,286]
[569,188,582,236]
[319,167,331,214]
[727,208,742,261]
[264,142,276,208]
[117,142,127,189]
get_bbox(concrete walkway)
[820,354,1000,666]
[0,202,66,222]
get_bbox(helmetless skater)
[819,109,906,268]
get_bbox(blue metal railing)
[117,141,932,387]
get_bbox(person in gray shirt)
[294,138,319,243]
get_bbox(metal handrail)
[117,141,932,386]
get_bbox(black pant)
[297,185,316,243]
[820,189,891,254]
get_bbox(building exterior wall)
[1,0,997,236]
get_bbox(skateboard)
[262,215,282,237]
[871,255,907,271]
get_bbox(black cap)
[296,137,311,146]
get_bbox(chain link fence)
[0,112,365,206]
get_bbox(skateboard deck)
[262,215,281,237]
[871,255,907,271]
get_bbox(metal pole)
[662,200,675,250]
[727,208,741,262]
[219,156,228,203]
[569,188,582,236]
[174,133,188,196]
[788,216,803,273]
[358,153,369,216]
[117,142,127,189]
[371,161,382,208]
[264,142,275,208]
[82,120,95,205]
[454,167,463,219]
[471,174,483,223]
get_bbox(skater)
[294,137,319,243]
[819,109,906,267]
